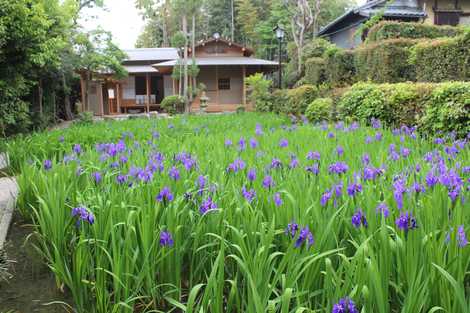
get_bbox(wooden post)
[80,73,86,112]
[242,65,246,107]
[98,82,104,116]
[146,73,151,113]
[215,65,219,106]
[116,83,121,114]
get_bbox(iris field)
[6,113,470,313]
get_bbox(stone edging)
[0,177,18,250]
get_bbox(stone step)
[0,177,18,249]
[0,152,8,170]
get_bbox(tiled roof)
[153,57,277,67]
[123,65,159,73]
[123,48,179,61]
[318,0,426,36]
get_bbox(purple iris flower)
[247,168,256,182]
[156,187,174,203]
[289,156,299,169]
[395,211,417,231]
[332,297,358,313]
[92,171,102,184]
[116,174,128,184]
[249,138,258,149]
[199,197,217,215]
[295,226,314,248]
[393,178,407,210]
[273,193,282,207]
[286,221,299,238]
[307,151,320,161]
[376,203,389,218]
[242,186,256,203]
[169,166,180,181]
[336,146,344,157]
[400,146,411,158]
[328,162,348,175]
[71,206,95,225]
[305,163,319,175]
[347,182,362,197]
[412,182,425,194]
[371,118,381,129]
[43,159,52,170]
[58,136,65,143]
[270,158,282,169]
[327,132,335,138]
[457,225,468,247]
[375,132,382,141]
[255,124,263,136]
[160,231,174,247]
[73,144,82,154]
[425,171,439,188]
[197,175,206,195]
[279,138,289,148]
[238,137,247,151]
[262,175,274,189]
[320,189,332,206]
[225,139,232,147]
[351,209,367,228]
[361,153,370,165]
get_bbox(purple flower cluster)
[71,206,95,225]
[227,158,246,173]
[395,211,417,231]
[328,162,349,175]
[156,187,174,203]
[332,297,358,313]
[199,197,217,215]
[351,209,367,228]
[286,221,314,248]
[242,186,256,203]
[160,231,174,247]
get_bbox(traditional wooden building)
[80,36,277,115]
[318,0,470,49]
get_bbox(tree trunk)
[84,72,90,111]
[182,14,189,113]
[62,73,74,120]
[191,14,196,102]
[231,0,235,41]
[38,79,43,116]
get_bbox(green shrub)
[304,57,326,85]
[324,47,355,86]
[246,73,273,112]
[412,30,470,82]
[286,85,319,115]
[271,89,289,114]
[305,98,333,122]
[419,82,470,137]
[354,38,418,83]
[161,95,185,114]
[74,111,94,126]
[367,21,463,42]
[338,82,469,134]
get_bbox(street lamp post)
[273,25,285,89]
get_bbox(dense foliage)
[412,30,470,82]
[305,97,333,122]
[161,95,186,114]
[337,82,470,137]
[0,0,126,137]
[354,39,418,83]
[6,114,470,312]
[367,21,463,42]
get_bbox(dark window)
[135,76,146,95]
[435,12,460,26]
[218,78,230,90]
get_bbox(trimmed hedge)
[367,21,463,42]
[338,82,470,136]
[324,47,355,86]
[286,85,319,115]
[354,38,418,83]
[304,57,326,85]
[305,98,333,122]
[412,30,470,82]
[161,95,185,114]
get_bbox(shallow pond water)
[0,215,72,313]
